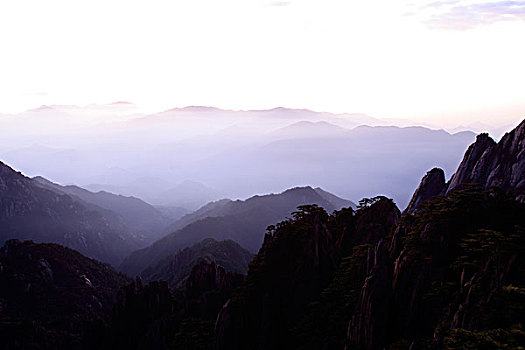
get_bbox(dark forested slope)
[0,240,131,349]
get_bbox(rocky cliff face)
[405,168,447,214]
[343,186,525,349]
[406,119,525,213]
[448,119,525,199]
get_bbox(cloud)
[268,1,291,7]
[422,0,525,30]
[23,92,49,97]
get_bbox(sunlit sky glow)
[1,0,524,127]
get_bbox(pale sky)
[1,0,524,127]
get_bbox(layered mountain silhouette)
[86,178,221,211]
[189,125,476,208]
[140,238,253,289]
[120,186,354,275]
[0,162,147,266]
[2,103,482,210]
[32,176,171,242]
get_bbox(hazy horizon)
[1,0,524,215]
[1,102,498,210]
[1,0,524,127]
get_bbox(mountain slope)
[0,239,131,349]
[0,161,141,266]
[140,238,253,289]
[214,199,401,349]
[32,176,170,243]
[121,186,354,275]
[213,189,525,350]
[167,186,354,234]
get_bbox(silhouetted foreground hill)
[0,240,130,349]
[140,238,253,289]
[0,162,142,266]
[92,260,245,350]
[214,188,525,349]
[120,186,354,275]
[213,119,525,349]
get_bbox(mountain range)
[0,111,523,349]
[1,104,493,210]
[0,160,354,271]
[0,162,142,266]
[32,176,172,242]
[120,186,354,275]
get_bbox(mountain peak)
[405,168,446,214]
[407,118,525,212]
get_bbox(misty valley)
[0,108,524,349]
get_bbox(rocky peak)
[447,119,525,197]
[447,133,497,192]
[405,168,447,214]
[406,119,525,212]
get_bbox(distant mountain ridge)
[32,176,170,243]
[120,186,354,275]
[167,186,355,234]
[0,161,143,266]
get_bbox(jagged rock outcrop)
[448,119,525,200]
[405,168,447,214]
[447,133,498,192]
[346,187,525,349]
[406,119,525,213]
